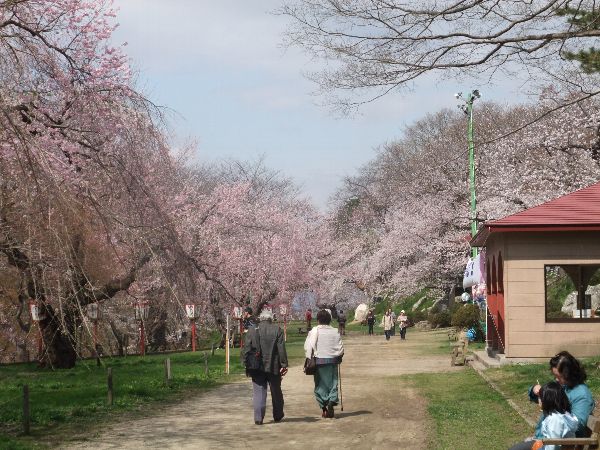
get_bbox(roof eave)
[469,224,600,248]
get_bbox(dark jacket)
[242,320,288,375]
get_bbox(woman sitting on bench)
[509,351,595,450]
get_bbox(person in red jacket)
[305,309,313,331]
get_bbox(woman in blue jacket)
[509,351,595,450]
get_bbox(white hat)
[259,309,273,321]
[401,310,405,314]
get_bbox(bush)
[407,310,427,324]
[428,310,451,328]
[451,304,481,329]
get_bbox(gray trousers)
[251,371,284,422]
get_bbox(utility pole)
[456,89,481,258]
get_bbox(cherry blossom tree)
[0,0,178,367]
[327,94,600,299]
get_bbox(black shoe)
[255,420,263,425]
[321,407,327,418]
[326,403,334,418]
[274,415,284,423]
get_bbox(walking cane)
[338,364,344,411]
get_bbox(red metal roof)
[471,180,600,246]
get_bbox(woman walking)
[383,309,393,340]
[397,310,408,340]
[304,309,344,418]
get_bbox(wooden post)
[204,351,208,375]
[211,343,215,356]
[191,321,197,352]
[225,315,230,374]
[164,358,171,383]
[23,384,30,435]
[107,368,113,406]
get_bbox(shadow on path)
[335,409,372,418]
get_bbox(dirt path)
[67,330,462,449]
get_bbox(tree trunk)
[109,319,126,357]
[39,303,77,369]
[148,310,168,352]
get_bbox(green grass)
[0,324,307,448]
[406,369,532,450]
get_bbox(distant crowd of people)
[366,308,409,340]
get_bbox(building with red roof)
[471,181,600,359]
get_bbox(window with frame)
[545,265,600,322]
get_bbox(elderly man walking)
[242,309,288,425]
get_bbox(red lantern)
[185,304,199,320]
[232,306,243,320]
[28,300,46,360]
[134,301,149,321]
[185,304,199,352]
[134,301,149,356]
[28,300,46,322]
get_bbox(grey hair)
[259,309,273,321]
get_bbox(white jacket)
[541,412,579,450]
[304,325,344,359]
[383,314,394,331]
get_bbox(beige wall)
[487,231,600,358]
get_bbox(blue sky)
[113,0,524,209]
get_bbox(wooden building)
[471,181,600,360]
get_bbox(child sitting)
[532,381,579,450]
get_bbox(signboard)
[185,304,199,320]
[232,306,243,320]
[279,304,288,316]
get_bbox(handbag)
[303,329,318,375]
[244,327,263,371]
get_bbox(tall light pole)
[455,89,481,258]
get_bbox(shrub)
[451,304,481,329]
[407,310,427,324]
[428,310,451,328]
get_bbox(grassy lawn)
[0,323,306,449]
[406,369,532,450]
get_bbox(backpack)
[244,327,264,371]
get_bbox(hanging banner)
[463,254,483,289]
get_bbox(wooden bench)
[540,414,600,450]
